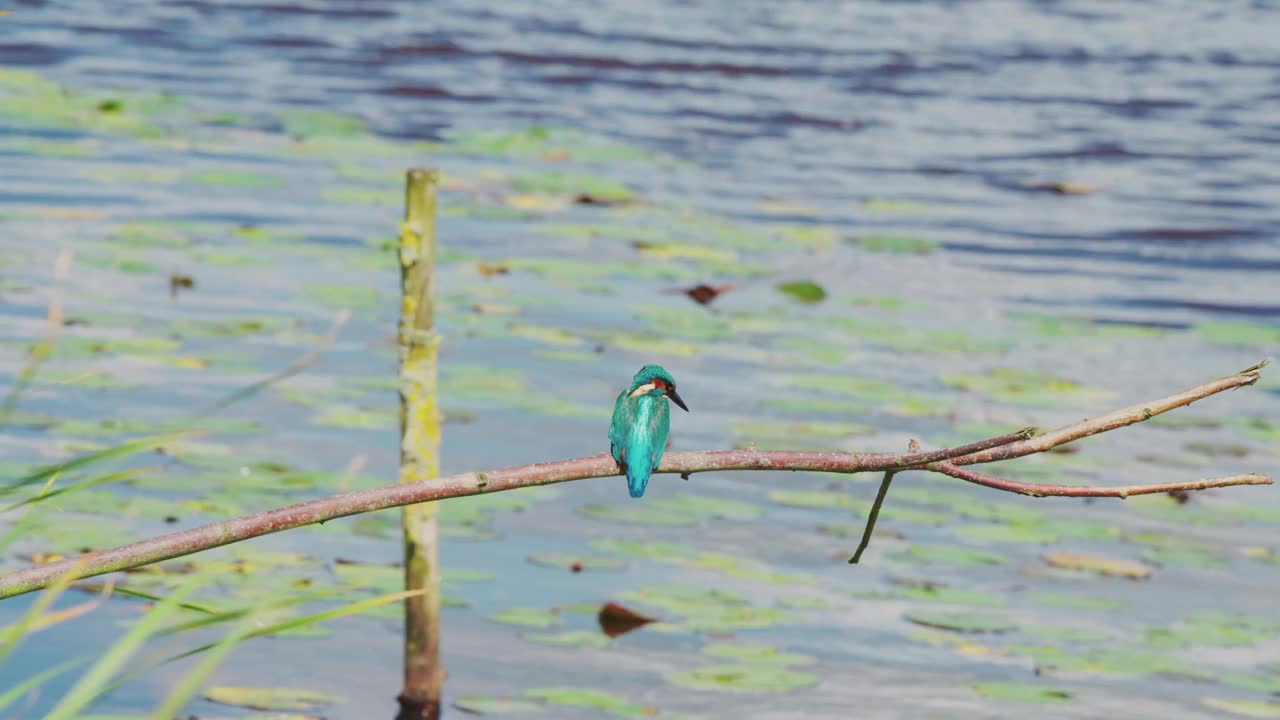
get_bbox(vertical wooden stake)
[397,168,443,720]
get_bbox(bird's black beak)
[667,387,689,412]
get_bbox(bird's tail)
[626,463,651,498]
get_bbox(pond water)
[1,1,1278,718]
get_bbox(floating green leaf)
[454,697,545,715]
[1042,553,1153,580]
[1202,699,1280,718]
[524,630,610,649]
[492,607,563,629]
[941,368,1105,408]
[900,586,1008,607]
[702,643,814,666]
[1029,592,1124,611]
[1196,322,1280,348]
[648,494,764,521]
[304,285,383,310]
[767,490,867,512]
[578,504,697,527]
[956,522,1060,544]
[527,554,627,571]
[277,109,365,137]
[203,686,341,712]
[906,610,1016,634]
[633,306,733,340]
[185,170,284,188]
[666,664,818,693]
[892,544,1006,566]
[512,171,633,202]
[508,323,583,346]
[777,281,826,303]
[589,539,699,560]
[851,235,939,254]
[524,687,654,718]
[972,682,1070,703]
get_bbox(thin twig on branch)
[0,361,1269,599]
[945,360,1269,467]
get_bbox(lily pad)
[972,682,1070,703]
[666,664,819,693]
[109,221,192,248]
[892,544,1007,566]
[304,285,383,310]
[185,170,284,188]
[851,235,939,254]
[524,688,654,718]
[1042,553,1153,580]
[454,697,544,715]
[589,539,699,560]
[778,225,838,247]
[1196,322,1280,348]
[492,607,563,629]
[957,522,1060,544]
[578,504,697,527]
[633,306,732,340]
[777,281,826,303]
[941,368,1104,408]
[203,686,341,712]
[508,323,583,346]
[525,630,611,648]
[447,126,651,163]
[733,420,873,443]
[278,108,366,137]
[1202,699,1280,718]
[767,490,867,512]
[702,643,814,666]
[1029,592,1124,611]
[905,610,1016,634]
[618,584,747,614]
[527,554,627,571]
[648,494,764,521]
[900,586,1008,607]
[675,552,813,585]
[511,171,632,201]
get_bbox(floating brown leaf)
[1026,181,1096,195]
[668,284,733,306]
[597,601,656,638]
[169,273,195,299]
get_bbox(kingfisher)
[609,364,689,498]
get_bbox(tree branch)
[932,462,1270,498]
[946,360,1267,466]
[0,362,1270,599]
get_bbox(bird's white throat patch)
[628,382,656,398]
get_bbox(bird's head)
[627,364,689,412]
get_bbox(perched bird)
[609,364,689,498]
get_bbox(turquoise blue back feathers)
[609,364,689,498]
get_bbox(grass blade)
[162,588,422,668]
[148,606,267,720]
[0,657,87,713]
[5,466,157,511]
[0,432,191,496]
[0,559,90,665]
[43,571,209,720]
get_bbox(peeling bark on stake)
[398,168,443,720]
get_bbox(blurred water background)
[0,1,1278,718]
